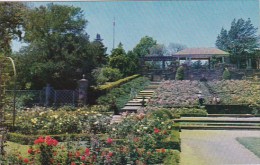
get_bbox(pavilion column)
[162,60,165,70]
[222,57,225,63]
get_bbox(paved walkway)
[180,130,260,165]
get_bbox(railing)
[5,89,79,108]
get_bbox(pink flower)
[154,128,160,134]
[107,138,113,144]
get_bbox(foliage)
[175,65,184,80]
[92,67,122,85]
[172,107,208,117]
[149,44,167,56]
[4,109,181,165]
[97,77,150,108]
[207,80,260,107]
[149,80,206,107]
[109,43,137,76]
[0,2,27,54]
[167,43,187,54]
[95,74,140,91]
[13,4,107,89]
[222,68,231,80]
[5,105,111,135]
[133,36,157,58]
[216,18,259,68]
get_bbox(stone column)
[78,75,88,106]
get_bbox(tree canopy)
[133,36,157,57]
[216,18,259,68]
[13,4,107,89]
[0,2,27,54]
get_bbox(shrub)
[97,76,150,108]
[92,67,123,85]
[163,150,180,165]
[222,68,231,80]
[175,66,184,80]
[172,107,208,117]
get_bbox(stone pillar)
[78,75,88,106]
[44,84,53,107]
[222,57,225,63]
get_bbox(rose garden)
[1,2,260,165]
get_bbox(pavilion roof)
[173,48,229,58]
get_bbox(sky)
[12,0,260,54]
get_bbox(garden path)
[180,130,260,165]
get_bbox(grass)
[5,141,30,156]
[236,137,260,158]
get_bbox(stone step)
[110,115,123,124]
[139,90,155,93]
[207,114,255,118]
[174,118,260,123]
[121,106,141,113]
[125,103,143,106]
[180,125,260,130]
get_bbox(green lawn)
[236,137,260,158]
[5,141,30,156]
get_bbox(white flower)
[112,128,116,131]
[94,121,99,125]
[143,127,148,130]
[137,129,140,132]
[161,122,164,124]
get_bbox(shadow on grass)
[236,137,260,158]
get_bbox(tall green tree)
[14,4,107,89]
[216,18,259,68]
[0,2,27,54]
[109,43,136,76]
[133,36,157,57]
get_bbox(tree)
[14,4,107,89]
[167,43,187,54]
[109,43,132,76]
[0,2,27,54]
[175,65,185,80]
[149,44,166,56]
[216,18,259,68]
[133,36,157,57]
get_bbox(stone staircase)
[174,116,260,130]
[110,82,161,124]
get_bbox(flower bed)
[6,106,112,136]
[148,80,207,107]
[207,80,260,107]
[4,108,180,165]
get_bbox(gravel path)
[180,130,260,165]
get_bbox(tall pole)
[113,17,115,49]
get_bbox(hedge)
[163,150,180,165]
[205,104,254,114]
[88,74,140,104]
[95,74,140,91]
[7,133,91,145]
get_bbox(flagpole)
[113,17,115,49]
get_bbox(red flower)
[154,128,160,134]
[133,137,139,142]
[85,148,90,156]
[161,148,166,153]
[34,136,45,144]
[75,151,81,157]
[23,158,29,163]
[27,148,33,154]
[108,152,113,157]
[71,162,76,165]
[81,155,86,161]
[107,138,113,144]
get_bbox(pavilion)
[173,47,229,68]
